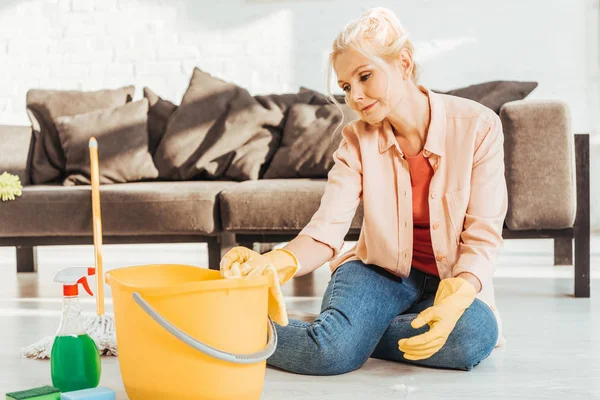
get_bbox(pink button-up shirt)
[299,86,508,344]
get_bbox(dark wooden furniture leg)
[16,246,37,273]
[207,237,222,271]
[574,134,590,298]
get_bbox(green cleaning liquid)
[51,334,101,392]
[51,268,102,392]
[50,334,101,392]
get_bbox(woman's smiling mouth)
[361,101,378,112]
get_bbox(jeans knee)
[447,302,498,370]
[268,323,369,376]
[449,341,493,371]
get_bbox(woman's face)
[334,49,408,124]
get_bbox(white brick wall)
[0,0,595,126]
[0,0,598,228]
[0,0,296,116]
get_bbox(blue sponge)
[60,388,115,400]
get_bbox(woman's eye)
[342,85,351,93]
[360,73,371,82]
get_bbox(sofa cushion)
[56,99,159,186]
[436,81,538,114]
[299,87,346,105]
[0,125,33,186]
[300,82,538,115]
[252,91,316,177]
[26,86,135,184]
[144,87,178,155]
[0,181,237,237]
[220,179,363,232]
[263,103,358,179]
[153,68,284,181]
[500,100,576,230]
[252,92,315,132]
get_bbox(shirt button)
[432,222,440,230]
[430,192,436,199]
[436,254,444,261]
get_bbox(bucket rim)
[105,264,270,297]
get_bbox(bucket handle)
[132,292,277,364]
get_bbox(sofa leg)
[574,133,590,298]
[553,238,573,265]
[574,232,590,298]
[219,232,237,257]
[207,239,221,271]
[16,246,37,273]
[207,233,237,270]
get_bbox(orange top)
[405,151,438,277]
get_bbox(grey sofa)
[0,99,591,297]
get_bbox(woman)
[220,7,507,375]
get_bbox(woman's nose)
[350,88,364,103]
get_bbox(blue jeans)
[267,260,498,375]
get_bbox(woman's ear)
[398,48,413,80]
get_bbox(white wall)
[0,0,598,228]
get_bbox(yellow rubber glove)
[220,246,300,326]
[398,277,477,361]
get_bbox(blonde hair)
[326,7,418,134]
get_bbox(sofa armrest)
[500,100,576,230]
[0,125,33,186]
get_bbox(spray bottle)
[51,267,101,392]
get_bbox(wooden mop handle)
[89,137,104,316]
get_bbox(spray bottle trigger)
[78,276,94,296]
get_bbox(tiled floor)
[0,236,599,399]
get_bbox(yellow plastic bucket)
[105,264,274,400]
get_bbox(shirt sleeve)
[299,123,363,260]
[452,114,508,292]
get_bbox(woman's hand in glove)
[398,277,477,360]
[220,246,299,284]
[220,246,300,326]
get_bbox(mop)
[22,137,117,359]
[85,136,117,356]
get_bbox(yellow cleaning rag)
[221,248,299,326]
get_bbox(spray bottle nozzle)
[54,267,96,297]
[77,276,93,296]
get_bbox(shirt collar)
[378,85,446,157]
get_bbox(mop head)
[21,316,118,359]
[0,172,22,201]
[85,315,118,356]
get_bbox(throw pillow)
[263,103,358,179]
[153,67,284,181]
[56,99,159,186]
[253,91,315,177]
[26,86,135,184]
[253,91,315,131]
[300,81,538,115]
[143,87,178,155]
[434,81,538,114]
[299,86,346,105]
